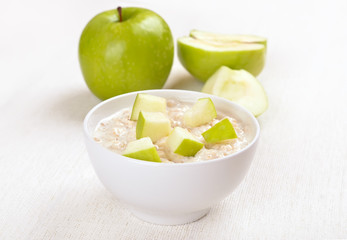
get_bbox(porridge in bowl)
[84,90,260,225]
[93,93,249,163]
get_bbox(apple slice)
[177,30,266,81]
[130,93,167,120]
[136,111,171,142]
[202,118,237,143]
[202,66,268,117]
[166,127,204,157]
[122,137,161,163]
[184,98,217,127]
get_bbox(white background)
[0,0,346,239]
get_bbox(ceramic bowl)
[83,89,260,225]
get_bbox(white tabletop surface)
[1,0,346,239]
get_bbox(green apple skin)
[79,7,174,100]
[136,111,171,142]
[175,139,204,156]
[177,38,266,82]
[166,127,203,157]
[184,98,217,127]
[123,137,161,162]
[202,118,237,143]
[123,147,161,162]
[130,93,167,120]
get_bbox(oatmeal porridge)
[93,97,249,163]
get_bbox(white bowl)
[83,89,260,225]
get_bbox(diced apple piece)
[202,66,268,117]
[130,93,167,120]
[122,137,161,163]
[136,111,171,142]
[202,118,237,143]
[166,127,203,157]
[184,98,217,127]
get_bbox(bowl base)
[130,208,210,225]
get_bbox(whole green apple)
[79,7,174,100]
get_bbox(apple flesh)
[202,118,237,143]
[122,137,161,162]
[177,30,266,82]
[190,30,267,47]
[202,66,268,117]
[136,111,171,142]
[166,127,203,157]
[184,98,217,127]
[79,7,174,100]
[130,93,167,120]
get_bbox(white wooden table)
[1,0,346,239]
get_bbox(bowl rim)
[83,89,260,167]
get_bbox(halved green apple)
[184,98,217,127]
[202,118,237,143]
[130,93,167,120]
[136,111,171,142]
[166,127,203,157]
[122,137,161,163]
[177,30,266,81]
[202,66,268,117]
